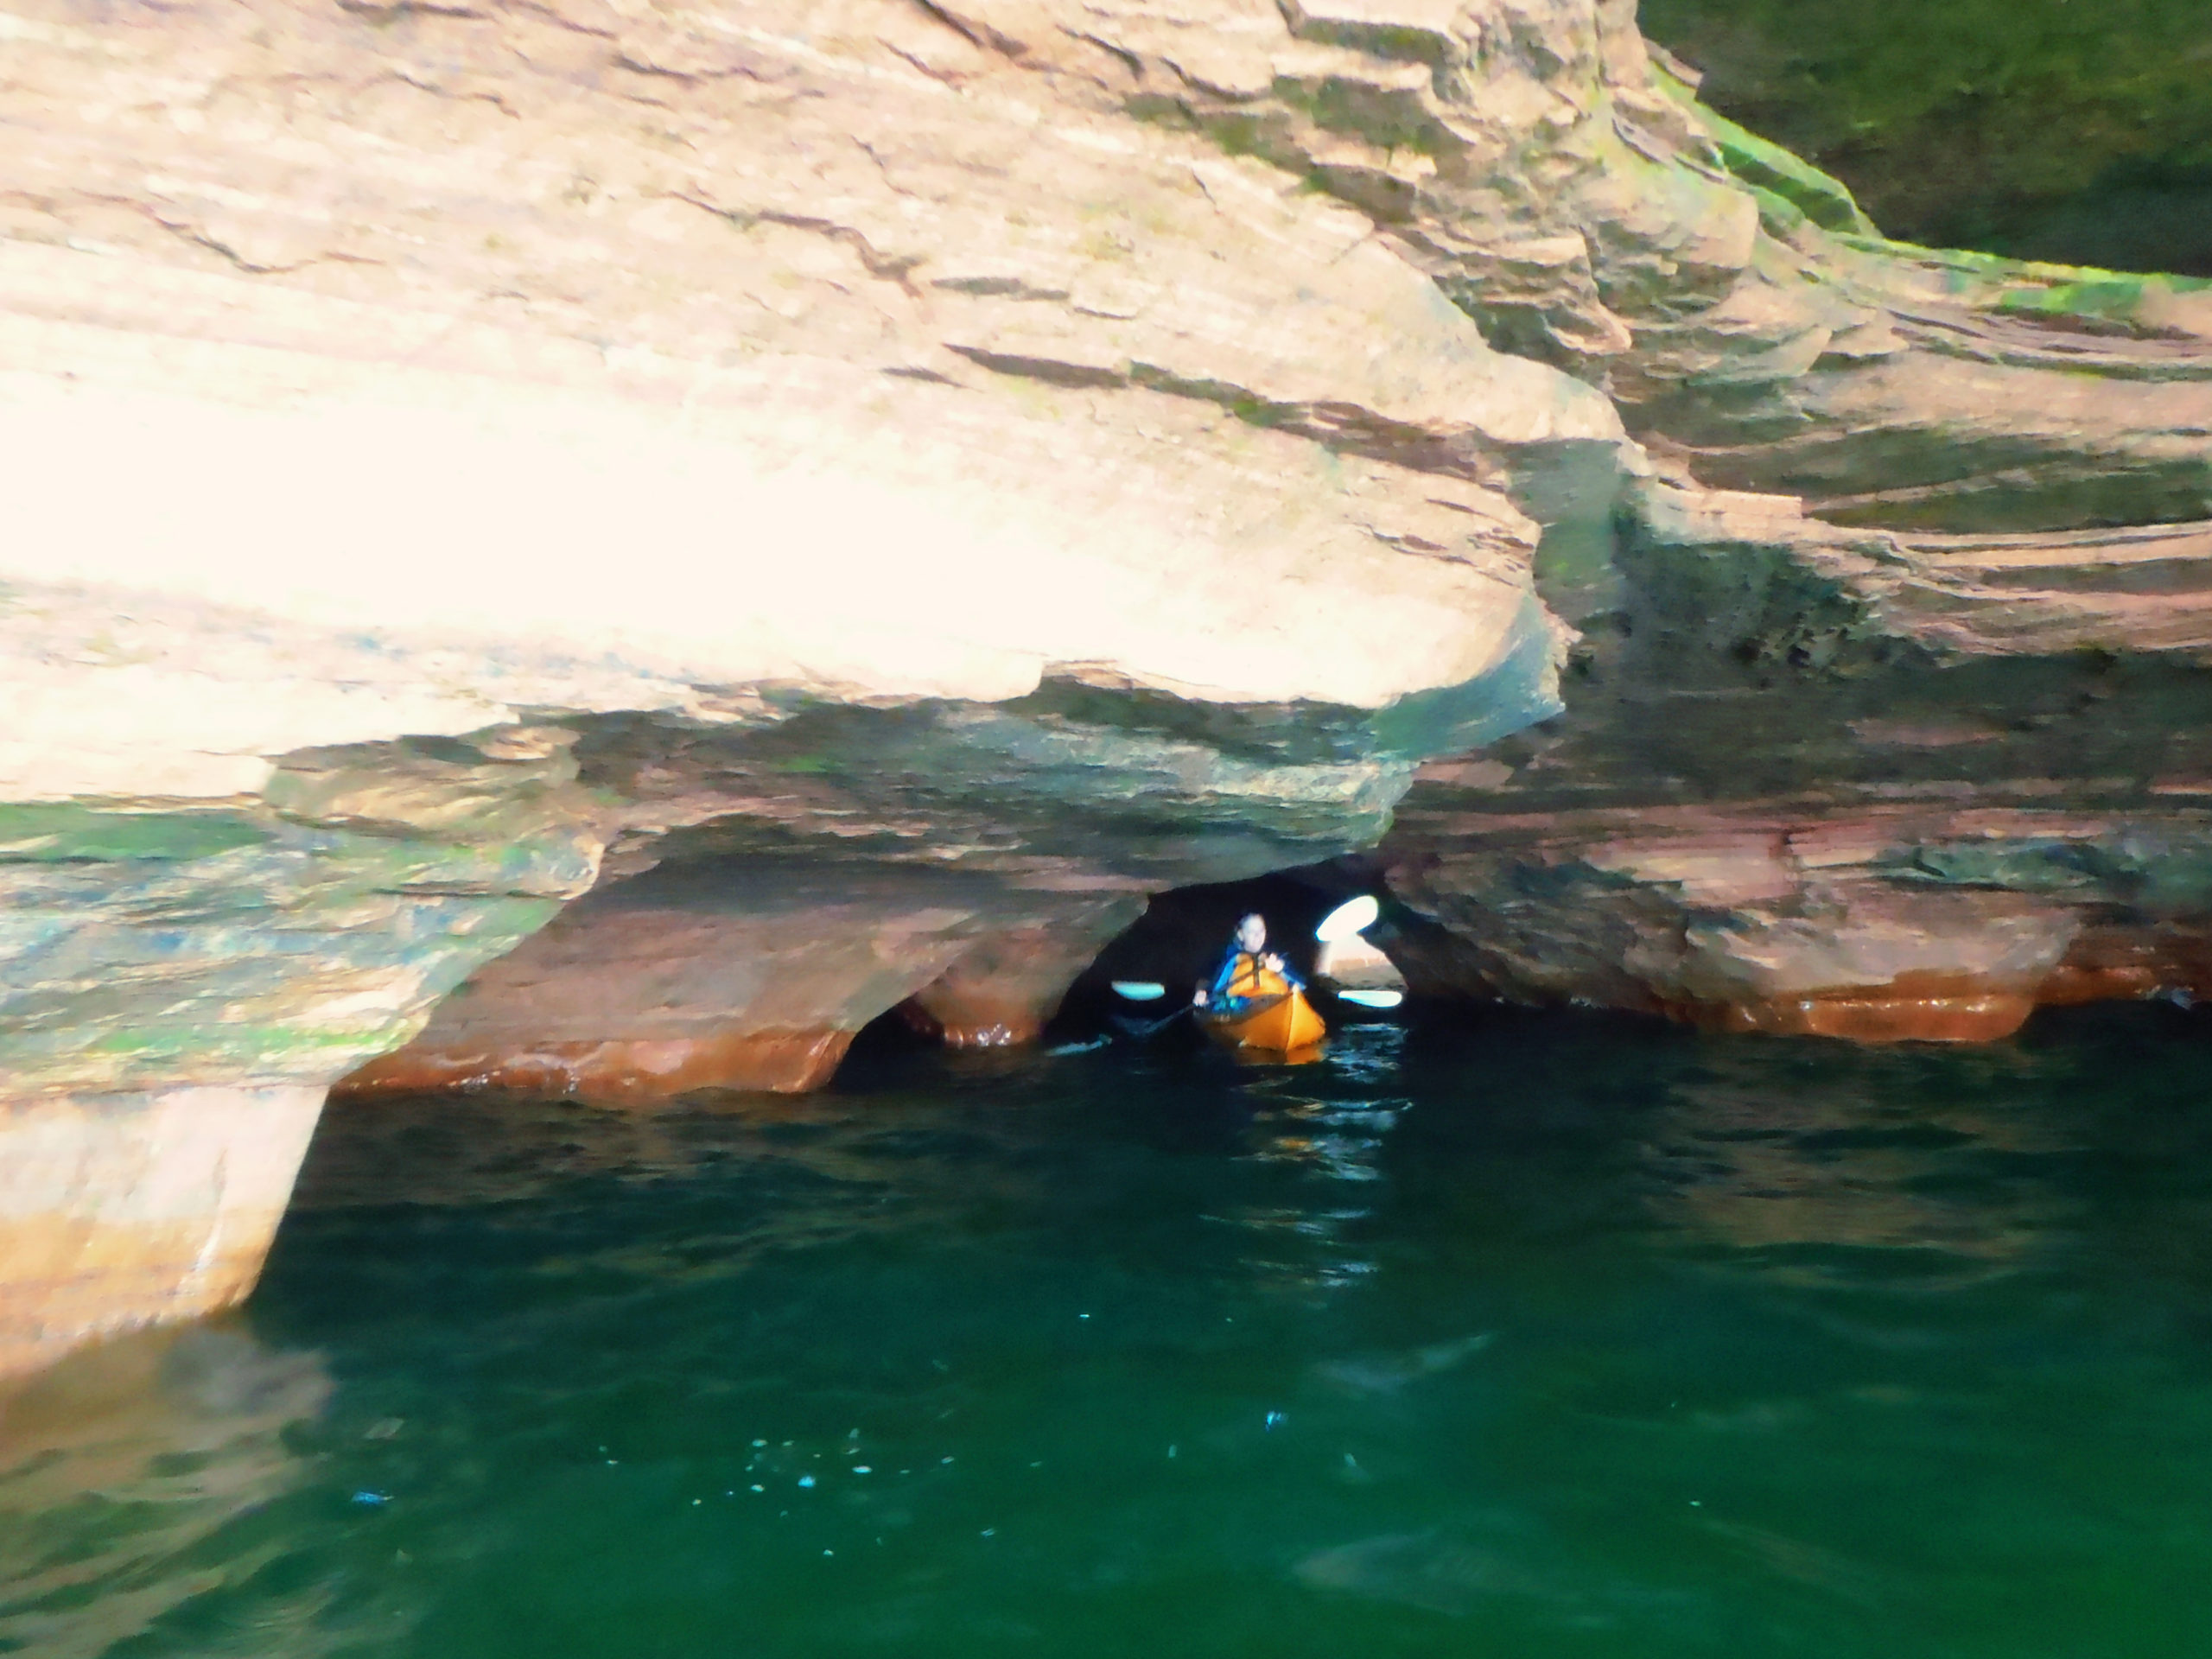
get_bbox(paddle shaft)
[1120,1003,1193,1039]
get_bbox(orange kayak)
[1200,987,1326,1060]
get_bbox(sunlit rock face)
[0,1089,325,1378]
[0,0,1596,1367]
[1056,0,2211,538]
[1144,0,2212,1043]
[0,741,600,1370]
[1014,0,2209,1045]
[3,0,2209,1368]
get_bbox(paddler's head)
[1236,913,1267,952]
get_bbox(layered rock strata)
[1380,485,2212,1039]
[3,0,2209,1370]
[0,0,1586,1370]
[0,739,601,1371]
[338,862,1140,1100]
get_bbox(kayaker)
[1193,912,1304,1009]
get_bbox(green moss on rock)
[1639,0,2212,276]
[0,804,273,863]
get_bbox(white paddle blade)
[1315,895,1381,943]
[1111,981,1167,1002]
[1335,988,1404,1010]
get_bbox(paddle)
[1315,895,1380,943]
[1316,897,1403,1012]
[1110,979,1190,1039]
[1334,988,1405,1010]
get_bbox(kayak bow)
[1198,987,1326,1060]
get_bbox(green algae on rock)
[1,0,2209,1380]
[1638,0,2212,276]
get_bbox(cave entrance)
[840,861,1409,1084]
[1064,869,1338,1016]
[333,852,1413,1111]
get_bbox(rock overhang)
[3,0,2212,1378]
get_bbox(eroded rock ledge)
[2,0,1583,1371]
[2,0,2209,1372]
[1378,475,2212,1041]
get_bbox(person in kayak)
[1192,912,1304,1010]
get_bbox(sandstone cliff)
[2,0,2209,1373]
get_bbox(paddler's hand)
[1261,952,1285,973]
[1192,987,1209,1007]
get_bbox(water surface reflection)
[10,1008,2212,1657]
[0,1324,333,1656]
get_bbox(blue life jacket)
[1208,945,1305,1006]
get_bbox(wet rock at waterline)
[2,0,2210,1374]
[338,863,1141,1101]
[0,0,1598,1370]
[1378,594,2212,1040]
[901,912,1143,1051]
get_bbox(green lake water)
[10,1007,2212,1656]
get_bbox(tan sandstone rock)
[0,1088,324,1378]
[3,0,2209,1376]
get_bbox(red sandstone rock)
[1669,973,2040,1044]
[335,1031,856,1105]
[2037,923,2212,1008]
[901,915,1139,1048]
[6,0,2211,1384]
[334,866,1139,1104]
[1381,804,2121,1042]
